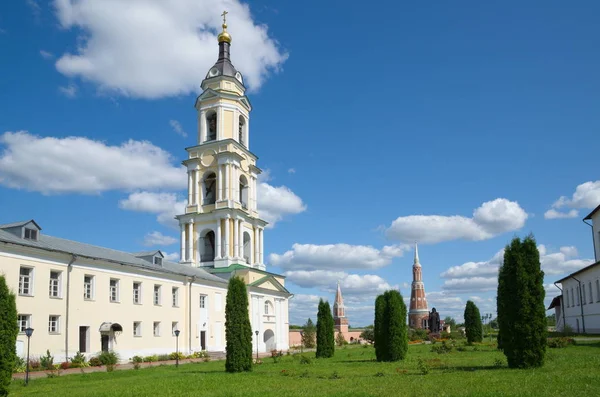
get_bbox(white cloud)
[40,50,54,59]
[270,243,410,271]
[385,198,528,244]
[257,181,306,227]
[119,192,186,228]
[440,244,594,293]
[58,83,78,98]
[26,0,41,18]
[285,270,396,296]
[0,131,186,194]
[287,168,295,174]
[143,231,178,246]
[544,209,579,219]
[163,252,180,262]
[169,120,187,138]
[53,0,288,99]
[546,180,600,220]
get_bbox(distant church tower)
[408,243,429,329]
[333,282,349,333]
[176,12,267,270]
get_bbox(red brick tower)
[333,282,349,333]
[408,243,429,329]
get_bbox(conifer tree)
[497,235,547,368]
[374,290,408,362]
[464,300,483,343]
[0,275,18,396]
[316,299,335,358]
[224,276,253,372]
[374,293,387,361]
[301,318,316,348]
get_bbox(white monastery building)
[549,203,600,333]
[0,16,291,362]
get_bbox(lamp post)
[25,327,34,386]
[299,331,304,354]
[254,330,259,362]
[174,329,180,368]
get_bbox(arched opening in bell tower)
[243,231,251,263]
[206,111,217,141]
[203,172,217,205]
[238,115,246,147]
[239,175,249,209]
[200,230,215,262]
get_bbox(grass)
[10,341,600,396]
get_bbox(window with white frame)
[264,301,270,315]
[24,228,38,240]
[83,275,94,300]
[49,271,61,298]
[110,279,120,302]
[199,294,206,308]
[172,287,179,307]
[133,282,142,304]
[17,314,30,333]
[172,322,179,336]
[18,267,33,295]
[154,285,161,305]
[133,321,142,337]
[48,315,60,334]
[153,321,160,337]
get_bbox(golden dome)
[218,23,231,44]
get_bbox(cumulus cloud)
[285,270,396,295]
[143,231,178,246]
[440,244,594,293]
[119,192,186,228]
[163,252,180,262]
[53,0,288,98]
[385,198,528,244]
[257,182,306,228]
[270,243,411,271]
[0,131,186,194]
[545,180,600,219]
[169,120,187,138]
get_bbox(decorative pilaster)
[200,110,206,143]
[194,170,201,205]
[187,172,193,205]
[253,227,259,265]
[215,219,222,259]
[237,219,243,258]
[259,228,264,264]
[224,216,230,258]
[225,164,230,200]
[187,220,194,264]
[180,224,186,261]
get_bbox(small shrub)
[131,356,144,364]
[143,355,158,363]
[417,358,430,375]
[271,349,284,363]
[13,356,26,373]
[106,364,115,372]
[98,351,119,366]
[169,352,185,360]
[88,357,102,367]
[40,349,55,370]
[70,351,88,368]
[192,351,209,359]
[157,354,170,362]
[431,341,453,354]
[60,362,70,370]
[409,328,429,341]
[547,337,573,348]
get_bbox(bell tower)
[176,12,267,270]
[408,243,429,329]
[333,282,349,333]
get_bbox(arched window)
[203,172,216,205]
[239,175,248,209]
[200,231,215,262]
[243,232,251,263]
[238,116,246,147]
[264,300,273,315]
[206,111,217,141]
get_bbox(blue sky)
[1,0,599,326]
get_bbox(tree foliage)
[360,328,375,344]
[464,300,483,343]
[335,331,347,346]
[443,316,457,329]
[497,235,547,368]
[224,276,253,372]
[0,275,18,396]
[316,299,335,358]
[374,290,408,362]
[301,318,316,348]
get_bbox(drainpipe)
[554,282,567,332]
[188,276,196,354]
[571,276,586,333]
[583,219,597,262]
[65,255,77,361]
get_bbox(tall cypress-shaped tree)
[498,235,547,368]
[374,294,387,361]
[0,275,18,396]
[224,276,253,372]
[464,300,483,343]
[316,299,334,358]
[386,290,409,361]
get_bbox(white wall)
[559,265,600,333]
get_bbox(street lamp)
[254,330,259,362]
[25,327,34,386]
[174,329,180,368]
[299,331,304,354]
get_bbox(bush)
[225,276,253,372]
[271,350,283,363]
[143,355,158,363]
[169,352,185,360]
[70,351,88,368]
[431,341,453,354]
[192,350,209,359]
[28,358,41,370]
[60,362,70,370]
[157,354,170,362]
[302,318,317,348]
[409,328,428,341]
[547,337,573,348]
[0,275,18,395]
[13,356,26,373]
[97,351,119,366]
[40,350,55,370]
[336,332,347,347]
[88,357,102,367]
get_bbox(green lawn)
[10,341,600,397]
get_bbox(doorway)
[101,334,109,352]
[264,329,275,351]
[200,331,206,351]
[79,326,89,353]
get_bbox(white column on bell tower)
[259,228,264,264]
[187,220,194,264]
[199,110,206,144]
[225,163,230,201]
[224,216,230,259]
[215,218,222,259]
[180,223,186,261]
[187,171,193,205]
[237,219,243,258]
[217,165,223,201]
[253,227,258,265]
